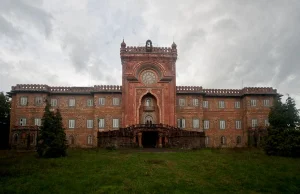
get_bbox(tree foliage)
[0,92,10,122]
[264,94,300,157]
[36,102,67,158]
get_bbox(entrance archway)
[139,93,159,124]
[142,131,158,148]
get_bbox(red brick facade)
[8,40,277,148]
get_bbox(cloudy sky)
[0,0,299,106]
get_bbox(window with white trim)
[221,136,226,145]
[203,120,210,130]
[34,118,41,126]
[220,120,226,129]
[87,120,93,128]
[192,119,199,129]
[20,118,27,126]
[234,101,240,108]
[179,98,186,106]
[251,119,258,128]
[112,98,120,106]
[98,118,105,128]
[35,96,43,105]
[263,99,270,107]
[205,136,209,146]
[112,119,119,128]
[219,101,225,108]
[203,101,208,108]
[20,97,28,106]
[87,135,92,145]
[177,119,186,128]
[87,99,93,107]
[192,99,199,106]
[69,99,75,107]
[250,99,257,107]
[50,99,57,107]
[99,97,105,105]
[235,120,242,129]
[69,119,75,129]
[264,119,270,127]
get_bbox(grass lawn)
[0,148,299,194]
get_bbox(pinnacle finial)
[121,38,126,48]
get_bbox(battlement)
[123,46,174,53]
[203,89,241,96]
[11,84,49,92]
[176,86,203,93]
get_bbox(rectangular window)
[87,99,93,107]
[251,119,258,128]
[69,99,75,107]
[193,119,199,129]
[98,118,105,128]
[205,136,209,146]
[112,119,119,128]
[219,101,225,108]
[99,97,105,105]
[203,101,208,108]
[250,99,257,107]
[112,98,120,106]
[264,119,270,127]
[236,120,242,129]
[20,97,28,106]
[179,99,185,106]
[50,99,57,107]
[192,99,199,106]
[204,120,210,130]
[263,99,270,107]
[20,118,27,126]
[177,119,186,128]
[69,119,75,129]
[35,96,43,105]
[220,120,226,129]
[234,101,240,108]
[87,120,93,128]
[34,118,41,126]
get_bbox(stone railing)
[203,89,241,96]
[50,87,94,93]
[11,84,49,92]
[122,46,175,53]
[94,85,122,92]
[242,87,277,94]
[176,86,203,93]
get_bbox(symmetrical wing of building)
[8,40,277,148]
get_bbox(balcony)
[143,106,155,111]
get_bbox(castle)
[8,40,277,148]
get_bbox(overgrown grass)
[0,148,299,194]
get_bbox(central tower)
[120,40,178,127]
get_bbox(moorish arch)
[139,93,160,124]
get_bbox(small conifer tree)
[36,102,67,158]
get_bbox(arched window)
[13,133,19,144]
[221,136,226,145]
[69,136,74,145]
[145,98,151,106]
[87,135,93,145]
[205,136,209,146]
[237,136,242,144]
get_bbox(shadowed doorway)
[142,131,158,148]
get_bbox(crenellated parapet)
[11,84,49,92]
[94,85,122,92]
[176,86,203,93]
[50,87,94,93]
[242,87,277,95]
[203,89,241,96]
[123,46,173,53]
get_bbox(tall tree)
[0,92,10,121]
[0,92,10,149]
[36,102,67,158]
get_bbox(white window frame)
[69,99,75,107]
[251,119,258,128]
[192,99,199,106]
[87,135,93,145]
[203,120,210,130]
[203,101,208,108]
[87,119,93,129]
[35,96,43,105]
[219,101,225,108]
[234,101,240,108]
[192,118,200,129]
[50,99,57,107]
[264,119,270,127]
[177,119,186,128]
[99,97,105,105]
[98,119,105,128]
[20,97,28,106]
[250,99,257,107]
[205,136,209,146]
[34,118,41,126]
[179,98,186,106]
[112,98,120,106]
[220,120,226,129]
[87,99,93,107]
[221,136,226,145]
[20,118,27,126]
[69,119,75,129]
[112,119,119,128]
[263,99,270,107]
[235,120,242,129]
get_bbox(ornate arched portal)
[139,93,159,124]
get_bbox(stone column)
[138,132,143,148]
[158,133,163,148]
